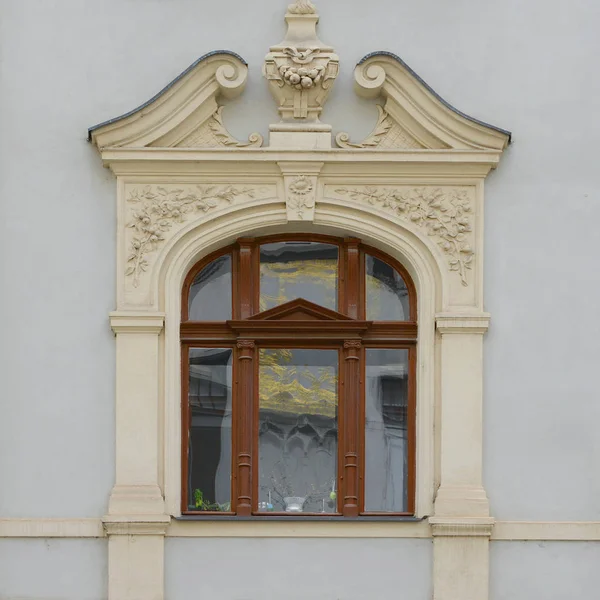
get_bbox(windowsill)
[174,514,427,522]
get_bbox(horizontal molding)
[0,518,105,538]
[167,520,431,538]
[492,521,600,541]
[2,518,600,541]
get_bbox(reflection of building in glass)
[258,348,338,513]
[260,242,338,311]
[365,350,409,512]
[188,348,233,510]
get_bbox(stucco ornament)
[334,186,475,286]
[285,174,316,220]
[287,0,316,14]
[126,185,257,286]
[263,0,339,122]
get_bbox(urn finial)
[263,0,339,147]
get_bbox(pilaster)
[432,314,492,600]
[105,311,169,600]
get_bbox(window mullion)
[344,238,360,318]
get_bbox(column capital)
[435,313,490,334]
[110,311,165,334]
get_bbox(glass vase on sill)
[283,496,306,513]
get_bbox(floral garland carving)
[335,187,475,286]
[126,185,256,287]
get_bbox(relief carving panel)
[330,186,476,286]
[125,184,275,287]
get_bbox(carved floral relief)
[284,175,317,221]
[333,186,475,285]
[125,185,271,286]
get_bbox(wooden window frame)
[180,235,417,517]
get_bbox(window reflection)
[365,349,409,512]
[188,255,232,321]
[366,255,409,320]
[187,348,233,511]
[258,349,338,513]
[260,242,338,311]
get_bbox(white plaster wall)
[490,541,600,600]
[166,538,432,600]
[0,0,598,538]
[0,539,107,600]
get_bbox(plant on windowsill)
[192,489,231,512]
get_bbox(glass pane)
[188,255,232,321]
[365,349,409,512]
[366,255,410,320]
[258,349,338,514]
[260,242,338,312]
[187,348,233,511]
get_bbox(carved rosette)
[125,184,273,287]
[284,174,317,221]
[333,186,476,286]
[263,1,339,123]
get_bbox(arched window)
[181,236,417,517]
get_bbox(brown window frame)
[181,235,417,517]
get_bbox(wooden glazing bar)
[237,238,255,319]
[344,238,360,319]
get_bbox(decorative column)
[236,339,256,516]
[430,314,494,600]
[104,312,170,600]
[342,339,362,517]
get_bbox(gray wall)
[166,538,432,600]
[490,541,600,599]
[0,539,107,600]
[1,0,599,595]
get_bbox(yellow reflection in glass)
[258,349,338,418]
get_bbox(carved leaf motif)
[287,0,316,14]
[207,107,263,148]
[336,105,393,149]
[335,187,475,286]
[125,185,256,287]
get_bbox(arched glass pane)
[260,242,338,312]
[187,348,233,512]
[188,255,232,321]
[366,254,410,320]
[365,348,409,512]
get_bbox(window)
[181,236,417,516]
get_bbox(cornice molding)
[429,517,495,537]
[435,313,491,334]
[110,311,165,334]
[89,51,251,150]
[103,515,171,537]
